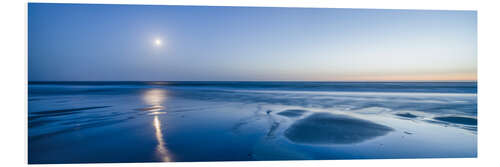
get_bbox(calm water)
[28,82,477,164]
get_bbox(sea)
[28,81,477,163]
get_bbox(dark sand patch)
[32,106,111,115]
[28,98,43,101]
[28,119,54,128]
[463,126,477,131]
[395,113,418,118]
[285,113,393,144]
[434,116,477,125]
[266,121,280,138]
[277,109,308,117]
[29,106,111,120]
[134,106,164,111]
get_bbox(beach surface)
[28,82,477,163]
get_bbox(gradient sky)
[28,3,477,81]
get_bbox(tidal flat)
[28,82,477,163]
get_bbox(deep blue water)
[28,82,477,164]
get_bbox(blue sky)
[28,3,477,81]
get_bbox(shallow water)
[28,82,477,163]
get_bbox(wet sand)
[434,116,477,125]
[284,112,393,144]
[28,82,477,163]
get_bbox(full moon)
[154,39,162,46]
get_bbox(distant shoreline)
[28,80,478,83]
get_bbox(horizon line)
[27,80,478,83]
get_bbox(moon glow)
[154,39,162,46]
